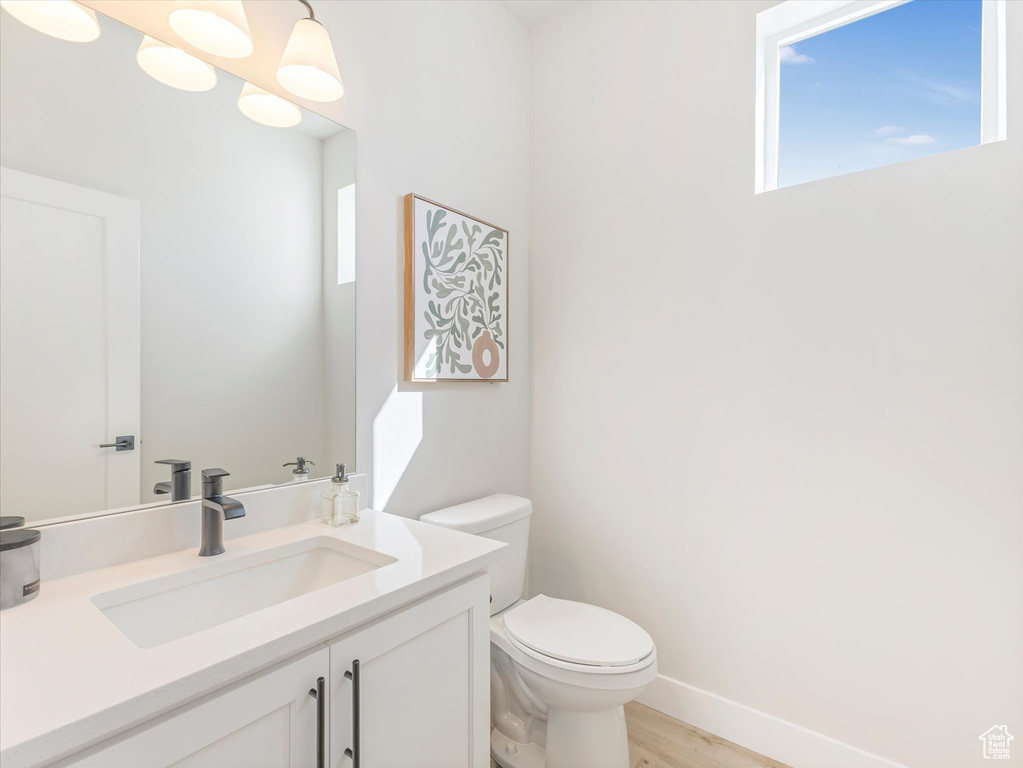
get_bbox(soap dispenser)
[284,456,315,481]
[321,463,359,526]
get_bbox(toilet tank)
[420,494,531,615]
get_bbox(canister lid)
[0,529,40,551]
[0,516,25,530]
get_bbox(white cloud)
[898,70,977,108]
[874,125,902,136]
[780,46,813,65]
[920,82,975,107]
[884,134,937,146]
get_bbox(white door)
[0,167,140,521]
[329,575,491,768]
[56,647,329,768]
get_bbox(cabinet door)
[329,575,490,768]
[59,647,329,768]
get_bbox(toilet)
[421,495,657,768]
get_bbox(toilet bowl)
[421,495,657,768]
[490,597,657,768]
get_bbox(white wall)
[322,129,357,473]
[529,2,1022,767]
[329,0,530,515]
[0,16,336,500]
[81,0,532,517]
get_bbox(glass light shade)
[137,35,217,92]
[237,82,301,128]
[276,18,343,103]
[0,0,100,42]
[168,0,252,59]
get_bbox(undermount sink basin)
[92,537,397,648]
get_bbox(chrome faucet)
[153,459,191,501]
[199,468,245,557]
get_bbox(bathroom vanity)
[0,501,505,768]
[0,5,516,766]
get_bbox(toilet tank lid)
[420,494,532,534]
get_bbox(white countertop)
[0,510,506,768]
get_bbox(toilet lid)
[503,595,654,667]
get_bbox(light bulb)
[0,0,100,42]
[276,17,343,103]
[137,35,217,92]
[169,0,252,59]
[237,82,302,128]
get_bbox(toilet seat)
[503,595,654,670]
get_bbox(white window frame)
[755,0,1008,193]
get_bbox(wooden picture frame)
[404,194,509,382]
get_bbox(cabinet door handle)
[343,659,360,767]
[308,676,325,768]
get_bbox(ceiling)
[501,0,576,28]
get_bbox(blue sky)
[778,0,982,188]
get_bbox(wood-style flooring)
[491,701,791,768]
[626,702,791,768]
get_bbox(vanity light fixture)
[137,35,217,92]
[0,0,100,42]
[276,0,344,103]
[238,82,302,128]
[168,0,253,59]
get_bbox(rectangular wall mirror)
[0,8,356,526]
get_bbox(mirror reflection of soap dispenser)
[321,463,359,526]
[284,456,315,481]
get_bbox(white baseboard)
[635,674,908,768]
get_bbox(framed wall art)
[404,194,508,382]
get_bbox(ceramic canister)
[0,528,41,610]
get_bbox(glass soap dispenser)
[321,463,359,526]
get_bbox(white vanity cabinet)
[328,574,490,768]
[53,575,490,768]
[58,647,328,768]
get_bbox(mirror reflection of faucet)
[199,468,246,557]
[153,459,191,501]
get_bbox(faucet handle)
[202,468,230,481]
[155,459,191,472]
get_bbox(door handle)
[99,435,134,451]
[308,676,325,768]
[344,660,360,766]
